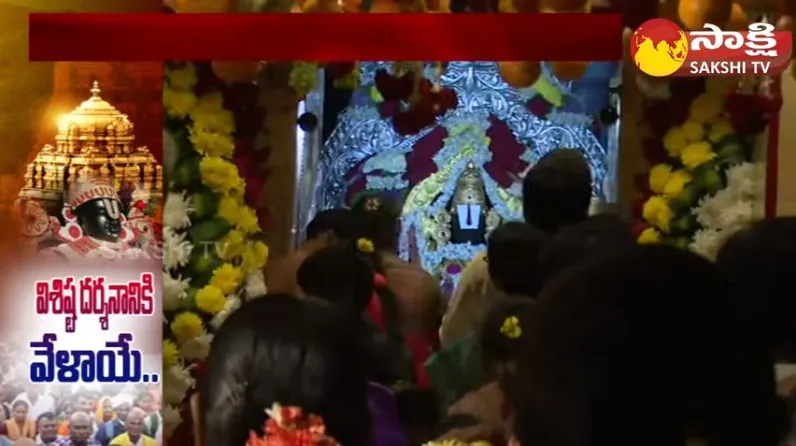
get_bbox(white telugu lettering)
[690,24,724,50]
[745,22,778,57]
[688,61,747,75]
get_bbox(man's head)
[135,392,153,413]
[305,209,355,241]
[125,408,146,439]
[36,412,58,441]
[716,216,796,361]
[75,392,92,414]
[487,222,548,297]
[69,412,93,444]
[522,149,592,233]
[113,399,132,422]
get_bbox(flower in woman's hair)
[500,316,522,339]
[637,227,662,245]
[364,197,381,211]
[373,273,387,287]
[357,238,375,253]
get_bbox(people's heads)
[101,397,112,414]
[522,149,592,233]
[69,412,93,444]
[112,394,132,422]
[75,392,92,414]
[134,392,153,413]
[305,209,355,242]
[62,399,75,416]
[479,297,535,383]
[536,213,635,289]
[351,196,399,251]
[36,412,58,441]
[716,216,796,361]
[297,241,375,314]
[11,400,28,422]
[514,245,784,446]
[125,408,146,438]
[204,294,370,446]
[486,222,547,296]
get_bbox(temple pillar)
[776,62,796,215]
[617,55,647,208]
[259,63,298,258]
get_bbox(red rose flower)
[374,69,415,102]
[527,95,552,117]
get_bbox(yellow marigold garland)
[638,77,753,249]
[162,63,270,431]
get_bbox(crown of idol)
[67,179,120,210]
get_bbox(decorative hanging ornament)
[211,61,261,84]
[174,0,232,12]
[498,62,542,88]
[550,61,589,81]
[297,112,319,132]
[538,0,588,11]
[677,0,733,30]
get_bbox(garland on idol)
[161,62,270,438]
[633,74,781,259]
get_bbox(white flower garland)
[689,162,765,259]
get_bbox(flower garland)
[161,62,269,438]
[689,162,764,259]
[635,76,779,256]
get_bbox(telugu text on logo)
[630,20,792,78]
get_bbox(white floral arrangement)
[690,162,765,260]
[161,63,269,438]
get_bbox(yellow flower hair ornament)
[357,238,375,254]
[500,316,522,339]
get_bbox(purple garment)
[367,382,408,446]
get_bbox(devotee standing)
[94,396,131,446]
[36,412,62,445]
[108,408,157,446]
[13,385,56,421]
[53,412,99,446]
[266,208,356,295]
[4,400,35,440]
[135,393,161,442]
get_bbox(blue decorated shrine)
[313,61,620,293]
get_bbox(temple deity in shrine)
[308,61,620,291]
[16,81,162,259]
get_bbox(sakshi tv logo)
[630,18,793,77]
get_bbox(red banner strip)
[29,13,622,62]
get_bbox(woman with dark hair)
[266,208,356,295]
[296,241,413,386]
[535,213,635,292]
[435,297,535,445]
[350,196,442,389]
[203,295,370,446]
[512,245,785,446]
